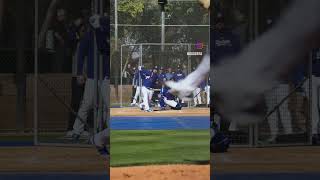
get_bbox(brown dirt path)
[111,165,210,180]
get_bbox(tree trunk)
[15,0,27,132]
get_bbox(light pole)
[158,0,167,52]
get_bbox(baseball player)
[139,66,158,112]
[159,79,182,110]
[193,83,202,106]
[131,67,141,106]
[205,77,210,106]
[158,67,166,82]
[311,48,320,144]
[173,66,186,82]
[71,15,109,156]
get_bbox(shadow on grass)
[183,159,210,165]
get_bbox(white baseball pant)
[164,97,178,108]
[311,76,320,135]
[193,87,202,105]
[206,85,210,105]
[265,84,293,138]
[141,86,153,111]
[132,86,141,104]
[73,78,109,135]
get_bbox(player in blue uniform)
[212,14,241,65]
[311,48,320,144]
[139,66,158,112]
[159,79,182,110]
[173,66,186,82]
[71,15,109,157]
[158,67,166,83]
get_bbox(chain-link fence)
[116,43,208,107]
[110,0,210,108]
[34,0,109,146]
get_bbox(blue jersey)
[77,17,109,79]
[173,71,185,82]
[160,86,175,100]
[158,72,166,82]
[165,72,174,81]
[140,69,158,88]
[212,30,241,65]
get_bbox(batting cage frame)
[33,0,109,147]
[119,43,209,108]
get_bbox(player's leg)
[206,85,210,105]
[164,98,178,108]
[159,96,166,110]
[97,79,109,130]
[72,79,94,137]
[131,86,140,105]
[141,86,150,111]
[193,89,198,106]
[265,87,279,142]
[91,128,109,157]
[312,76,320,137]
[197,88,202,104]
[278,84,293,135]
[146,88,153,111]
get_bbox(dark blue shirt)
[212,30,241,65]
[173,70,185,82]
[160,86,175,100]
[77,17,109,79]
[140,69,158,88]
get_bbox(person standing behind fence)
[205,77,210,106]
[165,67,174,81]
[65,18,87,138]
[71,15,109,142]
[131,66,141,106]
[288,63,307,134]
[311,48,320,145]
[52,8,72,73]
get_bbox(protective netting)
[117,43,209,107]
[109,0,210,108]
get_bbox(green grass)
[110,130,210,167]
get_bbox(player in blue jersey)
[159,78,182,110]
[158,67,167,83]
[173,66,186,82]
[138,66,158,112]
[70,15,109,157]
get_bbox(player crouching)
[159,78,182,111]
[211,114,230,153]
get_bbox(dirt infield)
[0,147,107,173]
[111,107,210,117]
[212,146,320,173]
[110,165,209,180]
